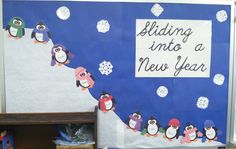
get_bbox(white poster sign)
[136,19,212,77]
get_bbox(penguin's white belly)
[129,119,137,129]
[10,27,17,36]
[105,100,112,110]
[166,128,176,138]
[35,33,44,42]
[80,80,89,88]
[189,132,197,140]
[206,129,216,140]
[55,52,67,63]
[147,125,158,135]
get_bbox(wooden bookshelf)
[0,106,98,149]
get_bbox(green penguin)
[5,17,25,38]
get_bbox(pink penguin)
[75,67,95,91]
[181,123,203,144]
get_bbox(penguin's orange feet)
[8,34,13,38]
[168,139,172,142]
[208,140,212,142]
[15,37,20,40]
[154,134,158,138]
[81,88,87,91]
[65,60,70,64]
[146,134,150,137]
[34,40,39,44]
[214,137,218,141]
[43,41,47,44]
[194,139,198,142]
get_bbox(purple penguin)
[51,44,73,66]
[127,112,143,131]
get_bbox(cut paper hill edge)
[3,29,224,148]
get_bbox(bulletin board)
[2,0,234,148]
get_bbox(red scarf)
[99,95,113,111]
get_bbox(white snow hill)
[4,29,224,148]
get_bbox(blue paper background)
[3,1,231,143]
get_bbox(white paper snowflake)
[156,86,168,98]
[99,61,113,75]
[216,10,228,22]
[56,6,70,20]
[213,74,225,86]
[196,96,209,109]
[151,3,164,17]
[97,20,110,33]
